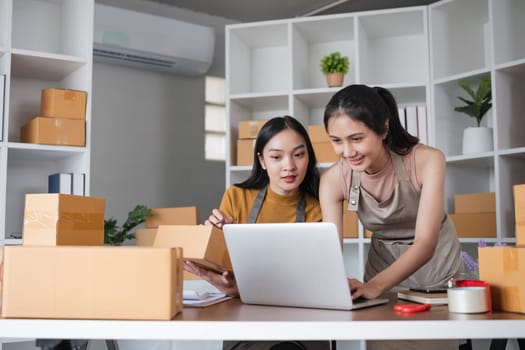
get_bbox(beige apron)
[347,152,462,289]
[223,187,331,350]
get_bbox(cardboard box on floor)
[478,246,525,314]
[1,246,183,320]
[23,193,105,246]
[136,225,232,279]
[145,207,200,228]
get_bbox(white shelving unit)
[0,0,93,247]
[226,0,525,289]
[226,6,430,282]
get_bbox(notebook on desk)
[222,222,389,311]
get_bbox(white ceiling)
[144,0,439,22]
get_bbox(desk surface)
[1,297,525,341]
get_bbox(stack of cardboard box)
[449,192,496,237]
[479,184,525,314]
[20,88,87,146]
[236,120,267,165]
[307,125,338,163]
[1,194,184,320]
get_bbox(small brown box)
[514,184,525,226]
[479,246,525,314]
[41,88,87,120]
[364,229,373,238]
[312,142,338,163]
[20,116,85,146]
[307,125,330,143]
[449,212,497,237]
[237,139,255,165]
[342,200,358,238]
[145,207,200,228]
[1,246,183,320]
[516,224,525,247]
[454,192,496,214]
[22,193,105,246]
[238,120,267,139]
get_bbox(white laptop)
[223,222,389,310]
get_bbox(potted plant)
[454,76,493,155]
[320,51,349,87]
[104,204,153,245]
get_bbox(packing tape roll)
[448,287,490,313]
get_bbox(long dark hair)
[323,84,419,154]
[235,116,320,199]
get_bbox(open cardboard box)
[136,225,232,277]
[145,207,200,228]
[1,246,183,320]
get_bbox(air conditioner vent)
[93,48,176,68]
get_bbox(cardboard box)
[517,224,525,247]
[20,116,85,146]
[136,225,232,279]
[454,192,496,214]
[238,120,267,139]
[364,229,373,238]
[237,139,255,165]
[41,88,87,120]
[1,246,183,320]
[515,184,525,226]
[449,212,496,237]
[145,207,200,228]
[307,125,330,143]
[342,200,358,238]
[22,194,105,246]
[478,246,525,313]
[312,142,338,163]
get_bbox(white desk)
[1,298,525,341]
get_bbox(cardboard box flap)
[154,225,232,271]
[145,207,200,228]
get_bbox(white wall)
[91,0,236,224]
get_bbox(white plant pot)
[462,127,493,155]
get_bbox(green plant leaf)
[104,204,153,245]
[320,51,350,75]
[455,76,492,126]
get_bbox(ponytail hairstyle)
[235,116,320,199]
[323,84,419,155]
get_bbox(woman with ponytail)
[320,84,463,302]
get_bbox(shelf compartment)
[291,15,355,91]
[12,0,93,58]
[292,90,334,126]
[496,153,525,239]
[11,49,87,81]
[228,23,290,95]
[444,157,495,215]
[492,0,525,65]
[433,73,493,157]
[8,142,87,161]
[429,0,490,80]
[357,8,428,86]
[494,62,525,150]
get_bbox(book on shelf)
[48,173,72,194]
[0,74,5,142]
[405,105,418,138]
[397,289,448,305]
[72,173,86,195]
[417,105,428,145]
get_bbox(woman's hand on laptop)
[184,260,239,297]
[205,209,234,229]
[348,278,383,300]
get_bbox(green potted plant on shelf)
[454,76,493,155]
[320,51,349,87]
[104,204,153,245]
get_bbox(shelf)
[11,49,86,80]
[492,0,525,65]
[8,142,86,161]
[446,154,494,168]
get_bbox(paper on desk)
[183,292,232,307]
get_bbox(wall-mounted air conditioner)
[93,4,214,75]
